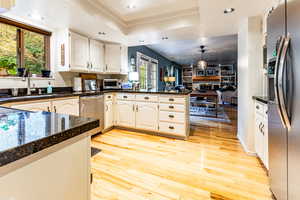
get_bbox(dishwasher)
[80,95,104,134]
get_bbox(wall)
[128,45,182,90]
[238,16,264,154]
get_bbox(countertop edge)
[0,119,99,168]
[0,90,192,105]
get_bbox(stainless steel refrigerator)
[267,0,300,199]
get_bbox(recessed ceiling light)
[139,40,145,43]
[162,36,169,40]
[127,5,136,9]
[98,32,106,35]
[28,12,45,21]
[224,8,235,14]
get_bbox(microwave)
[103,79,121,90]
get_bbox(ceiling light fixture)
[0,0,15,13]
[224,8,235,14]
[197,45,208,70]
[127,5,136,9]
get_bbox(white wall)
[238,16,264,154]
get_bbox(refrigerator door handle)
[278,36,292,130]
[274,36,287,127]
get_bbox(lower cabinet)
[52,98,79,116]
[254,100,268,169]
[115,100,135,127]
[135,102,158,131]
[104,100,114,129]
[9,97,80,116]
[104,93,190,138]
[11,102,51,112]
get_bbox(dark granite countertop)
[0,89,192,104]
[0,107,99,167]
[252,96,269,104]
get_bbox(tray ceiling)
[95,0,199,22]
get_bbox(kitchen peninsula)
[0,107,99,200]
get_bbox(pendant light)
[0,0,15,13]
[197,45,208,70]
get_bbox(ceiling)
[147,34,238,65]
[95,0,199,22]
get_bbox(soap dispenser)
[47,82,53,94]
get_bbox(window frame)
[0,16,51,73]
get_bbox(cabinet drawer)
[116,93,135,101]
[159,95,185,104]
[105,94,114,101]
[160,103,185,112]
[159,111,185,123]
[136,94,158,102]
[159,122,186,137]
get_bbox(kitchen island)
[0,107,99,200]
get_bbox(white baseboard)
[237,134,257,156]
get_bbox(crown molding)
[126,7,200,27]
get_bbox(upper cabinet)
[56,29,128,74]
[89,39,105,73]
[69,32,90,72]
[104,44,128,74]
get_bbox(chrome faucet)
[22,68,36,95]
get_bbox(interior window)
[0,19,51,76]
[24,30,46,74]
[137,52,158,90]
[0,23,17,74]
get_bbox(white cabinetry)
[116,100,135,127]
[135,102,158,131]
[89,39,105,73]
[254,100,268,169]
[12,102,51,112]
[104,92,190,139]
[10,97,80,116]
[69,32,90,71]
[52,98,80,116]
[104,44,128,74]
[104,101,114,129]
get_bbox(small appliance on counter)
[84,80,98,91]
[103,79,121,90]
[121,82,133,90]
[73,77,82,92]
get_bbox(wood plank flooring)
[91,106,272,200]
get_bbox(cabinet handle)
[54,106,57,113]
[256,105,260,110]
[169,98,174,102]
[106,105,108,111]
[106,65,108,71]
[168,115,174,118]
[107,96,111,99]
[133,104,135,112]
[169,105,174,109]
[47,107,50,112]
[144,97,149,100]
[169,126,174,130]
[87,62,89,68]
[136,105,139,112]
[123,96,128,99]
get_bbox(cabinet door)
[90,40,104,73]
[52,98,80,116]
[135,102,158,131]
[104,101,114,129]
[104,44,121,73]
[69,32,89,71]
[121,45,128,74]
[116,100,135,127]
[11,102,51,112]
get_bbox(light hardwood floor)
[91,107,272,200]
